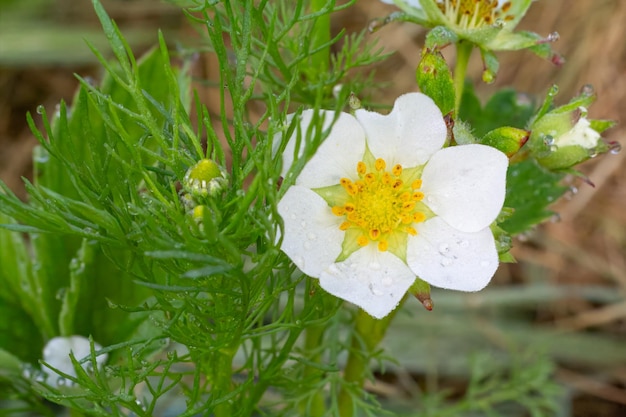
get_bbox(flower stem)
[453,41,473,116]
[337,308,397,417]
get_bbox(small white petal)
[42,336,107,386]
[355,93,446,167]
[556,117,601,149]
[407,217,499,291]
[319,246,415,319]
[421,144,508,233]
[278,186,344,277]
[281,110,366,188]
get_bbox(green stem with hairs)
[337,307,399,417]
[453,41,473,116]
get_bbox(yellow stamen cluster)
[331,158,426,252]
[437,0,514,29]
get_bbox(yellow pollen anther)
[412,191,425,201]
[357,235,369,247]
[406,227,417,236]
[345,203,355,212]
[392,179,403,190]
[411,179,423,189]
[369,229,380,240]
[332,206,345,216]
[382,173,392,184]
[402,201,416,211]
[364,173,375,184]
[400,192,411,201]
[378,240,389,252]
[339,221,351,231]
[375,158,386,171]
[392,164,403,176]
[357,161,367,175]
[412,212,426,223]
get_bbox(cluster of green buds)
[180,158,228,224]
[527,85,616,171]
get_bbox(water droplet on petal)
[369,283,384,296]
[459,240,469,248]
[307,233,317,240]
[370,262,381,270]
[300,221,307,227]
[440,258,453,267]
[303,241,312,250]
[382,276,393,287]
[290,214,297,219]
[438,243,449,254]
[480,260,490,268]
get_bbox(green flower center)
[331,158,426,252]
[437,0,513,29]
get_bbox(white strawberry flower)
[278,93,508,319]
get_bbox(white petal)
[42,336,107,385]
[421,144,508,233]
[281,110,366,188]
[406,217,499,291]
[355,92,447,167]
[319,246,415,319]
[278,185,344,277]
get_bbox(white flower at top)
[41,335,107,387]
[278,93,508,319]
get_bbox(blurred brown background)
[1,0,624,415]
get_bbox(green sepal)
[416,49,455,115]
[535,141,608,171]
[408,277,433,311]
[425,26,458,49]
[480,126,530,157]
[590,119,617,134]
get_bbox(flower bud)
[183,159,228,199]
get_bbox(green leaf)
[460,85,535,137]
[500,160,567,235]
[416,49,455,115]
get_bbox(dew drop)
[550,213,561,223]
[300,221,307,227]
[290,214,297,219]
[327,264,340,275]
[36,105,45,115]
[480,260,490,268]
[370,262,381,270]
[382,276,393,287]
[459,240,469,248]
[438,243,450,254]
[369,283,383,296]
[57,377,67,387]
[608,141,622,155]
[307,233,317,240]
[440,258,453,267]
[303,241,312,250]
[349,263,358,269]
